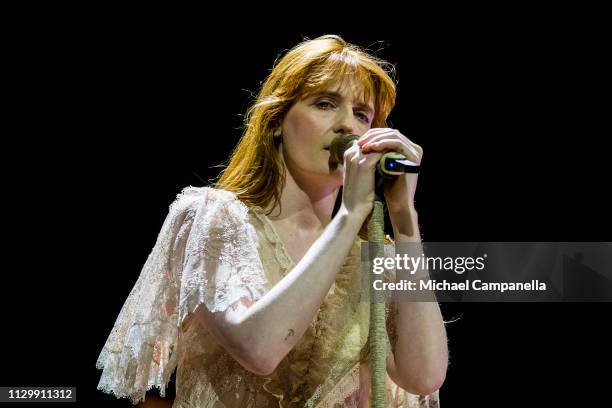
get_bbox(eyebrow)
[312,91,374,116]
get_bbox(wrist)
[386,201,417,216]
[337,204,369,232]
[389,207,420,241]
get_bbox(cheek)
[285,112,323,147]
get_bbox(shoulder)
[171,185,236,207]
[169,186,240,212]
[169,186,251,226]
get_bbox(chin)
[326,167,344,182]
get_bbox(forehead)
[305,79,374,108]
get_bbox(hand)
[340,141,383,221]
[357,128,423,213]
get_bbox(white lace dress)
[96,186,440,407]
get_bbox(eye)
[315,100,335,109]
[355,111,370,123]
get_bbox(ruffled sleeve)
[95,186,269,404]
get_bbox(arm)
[193,205,365,376]
[356,126,447,394]
[385,207,448,395]
[136,393,174,408]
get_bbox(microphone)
[329,134,360,169]
[328,134,420,176]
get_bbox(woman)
[97,34,448,407]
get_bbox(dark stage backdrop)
[4,14,609,407]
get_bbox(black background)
[3,8,610,407]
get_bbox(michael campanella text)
[373,279,548,293]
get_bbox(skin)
[142,78,448,405]
[358,129,449,394]
[268,79,448,395]
[136,394,173,408]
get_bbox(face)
[279,79,375,180]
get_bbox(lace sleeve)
[95,186,268,404]
[178,188,269,321]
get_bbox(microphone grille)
[329,134,360,165]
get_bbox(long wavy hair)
[215,34,397,240]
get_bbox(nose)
[332,106,358,136]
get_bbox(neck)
[267,156,341,232]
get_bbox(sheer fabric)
[96,186,440,407]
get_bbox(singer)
[96,35,447,407]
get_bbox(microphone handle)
[329,134,420,175]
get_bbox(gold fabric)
[96,186,440,407]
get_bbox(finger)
[361,133,421,159]
[363,139,421,163]
[410,142,423,156]
[362,133,419,156]
[346,148,382,171]
[357,128,392,146]
[362,132,420,154]
[343,142,362,161]
[360,132,399,150]
[359,153,383,174]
